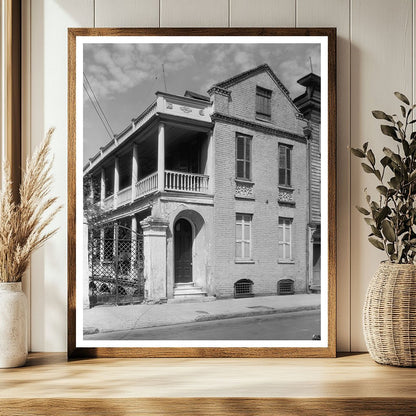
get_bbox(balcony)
[136,172,158,197]
[134,170,209,199]
[164,171,209,194]
[117,186,132,206]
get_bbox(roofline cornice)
[211,113,307,143]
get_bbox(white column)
[100,168,105,208]
[114,157,119,208]
[131,216,137,273]
[206,130,214,194]
[157,122,165,192]
[132,144,139,201]
[140,217,169,302]
[89,176,94,201]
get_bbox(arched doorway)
[174,218,193,284]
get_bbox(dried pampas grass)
[0,128,61,282]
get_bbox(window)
[278,217,292,261]
[256,86,272,120]
[236,214,252,260]
[236,134,252,180]
[279,144,292,187]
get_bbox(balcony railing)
[136,172,158,198]
[165,170,209,193]
[102,195,114,210]
[100,171,210,210]
[117,186,132,206]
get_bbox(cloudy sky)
[83,42,320,163]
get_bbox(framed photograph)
[68,28,336,358]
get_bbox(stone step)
[174,286,207,296]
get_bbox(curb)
[194,304,320,323]
[85,304,320,335]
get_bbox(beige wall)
[23,0,416,352]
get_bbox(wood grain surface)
[67,27,337,359]
[1,353,416,415]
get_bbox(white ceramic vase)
[0,282,28,368]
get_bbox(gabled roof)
[211,63,290,97]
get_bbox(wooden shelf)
[1,352,416,415]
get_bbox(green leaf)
[361,163,374,174]
[382,219,396,242]
[400,105,406,117]
[367,149,375,166]
[376,185,388,196]
[363,142,369,152]
[356,206,370,215]
[394,92,410,105]
[409,120,416,125]
[374,170,382,181]
[387,243,395,255]
[380,156,390,167]
[364,217,376,226]
[389,176,401,189]
[368,237,385,251]
[381,125,399,141]
[350,147,366,158]
[371,225,383,238]
[372,110,393,122]
[383,147,402,166]
[376,206,390,224]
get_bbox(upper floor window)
[236,134,252,181]
[278,217,293,261]
[279,144,292,187]
[256,86,272,120]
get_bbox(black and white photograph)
[72,32,332,352]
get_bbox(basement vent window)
[277,279,294,295]
[234,279,254,298]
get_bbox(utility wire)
[83,72,115,137]
[83,83,114,140]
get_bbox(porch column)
[140,216,169,302]
[132,144,139,202]
[114,157,119,208]
[100,168,106,208]
[206,130,214,194]
[131,215,137,273]
[88,176,94,201]
[157,122,165,192]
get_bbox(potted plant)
[0,128,60,368]
[351,92,416,366]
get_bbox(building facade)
[83,64,321,307]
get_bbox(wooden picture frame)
[68,28,336,358]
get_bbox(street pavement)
[83,293,321,335]
[85,309,321,340]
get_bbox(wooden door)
[174,219,193,283]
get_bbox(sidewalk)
[83,293,321,335]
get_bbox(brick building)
[83,63,321,307]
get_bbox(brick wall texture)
[212,69,309,298]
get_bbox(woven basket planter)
[363,262,416,367]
